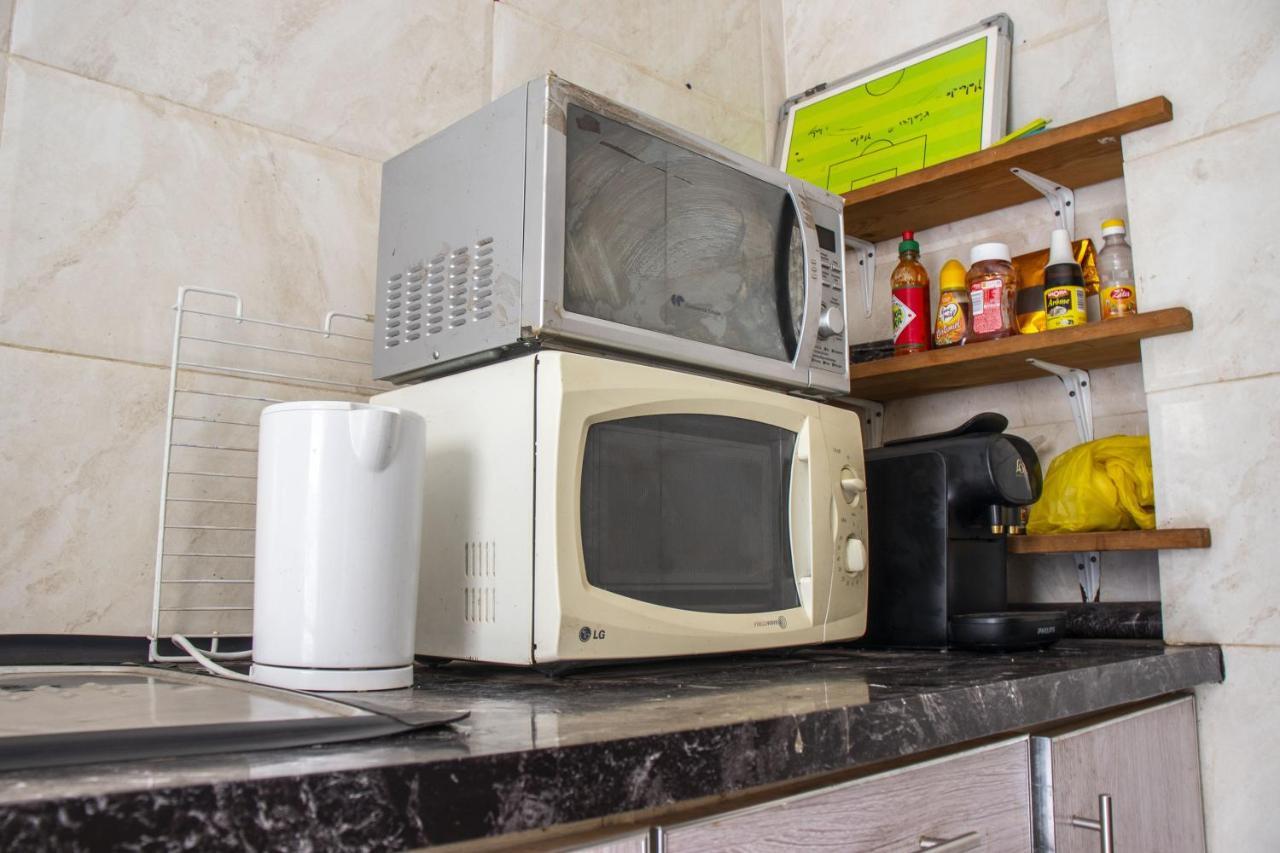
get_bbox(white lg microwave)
[373,351,869,669]
[372,75,849,397]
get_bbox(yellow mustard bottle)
[933,259,970,347]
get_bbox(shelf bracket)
[842,397,885,449]
[1026,358,1094,443]
[845,234,876,319]
[1027,357,1101,601]
[1075,551,1102,603]
[1011,168,1075,239]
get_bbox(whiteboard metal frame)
[775,14,1012,187]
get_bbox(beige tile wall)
[0,0,785,637]
[1106,2,1280,848]
[780,1,1152,602]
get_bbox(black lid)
[1045,261,1084,287]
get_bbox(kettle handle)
[348,407,401,472]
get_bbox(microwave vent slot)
[409,239,497,337]
[464,540,496,577]
[463,540,496,623]
[464,586,496,623]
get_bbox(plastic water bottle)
[1097,219,1138,320]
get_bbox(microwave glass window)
[563,105,805,362]
[580,414,800,614]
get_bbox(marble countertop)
[0,640,1222,851]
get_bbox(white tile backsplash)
[759,0,788,163]
[1006,13,1117,133]
[1194,645,1280,851]
[0,0,11,51]
[0,58,379,367]
[8,0,494,161]
[1124,112,1280,393]
[1109,0,1280,160]
[492,3,767,159]
[0,346,168,635]
[1007,550,1159,602]
[501,0,767,125]
[1148,374,1280,645]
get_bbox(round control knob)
[843,536,867,574]
[839,467,866,505]
[817,304,845,339]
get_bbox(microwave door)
[548,103,817,390]
[578,414,804,616]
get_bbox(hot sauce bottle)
[891,231,931,356]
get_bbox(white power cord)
[170,634,254,682]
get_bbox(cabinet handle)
[1070,793,1115,853]
[919,831,981,852]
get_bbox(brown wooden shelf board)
[842,307,1192,401]
[842,97,1173,243]
[1008,528,1211,554]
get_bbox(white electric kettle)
[176,401,426,691]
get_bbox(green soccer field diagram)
[785,38,990,193]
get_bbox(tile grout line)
[0,338,381,398]
[1124,107,1280,165]
[3,0,13,54]
[1144,368,1280,399]
[5,54,381,166]
[0,339,169,372]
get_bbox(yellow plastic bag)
[1027,435,1156,534]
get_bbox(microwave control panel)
[807,236,848,377]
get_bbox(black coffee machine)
[861,413,1065,650]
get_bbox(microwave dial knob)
[839,468,866,505]
[818,304,845,339]
[843,536,867,574]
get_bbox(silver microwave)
[372,75,850,396]
[373,350,869,668]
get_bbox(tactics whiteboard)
[778,15,1011,194]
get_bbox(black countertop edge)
[0,642,1223,851]
[1018,601,1163,640]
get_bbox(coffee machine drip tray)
[949,611,1067,651]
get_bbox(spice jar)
[966,243,1018,342]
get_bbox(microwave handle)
[782,184,822,373]
[789,425,814,616]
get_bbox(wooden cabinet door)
[1032,696,1205,853]
[564,829,650,853]
[661,738,1032,852]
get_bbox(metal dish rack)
[149,287,391,663]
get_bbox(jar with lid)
[966,243,1018,342]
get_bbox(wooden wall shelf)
[843,307,1192,402]
[842,97,1173,242]
[1008,528,1211,555]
